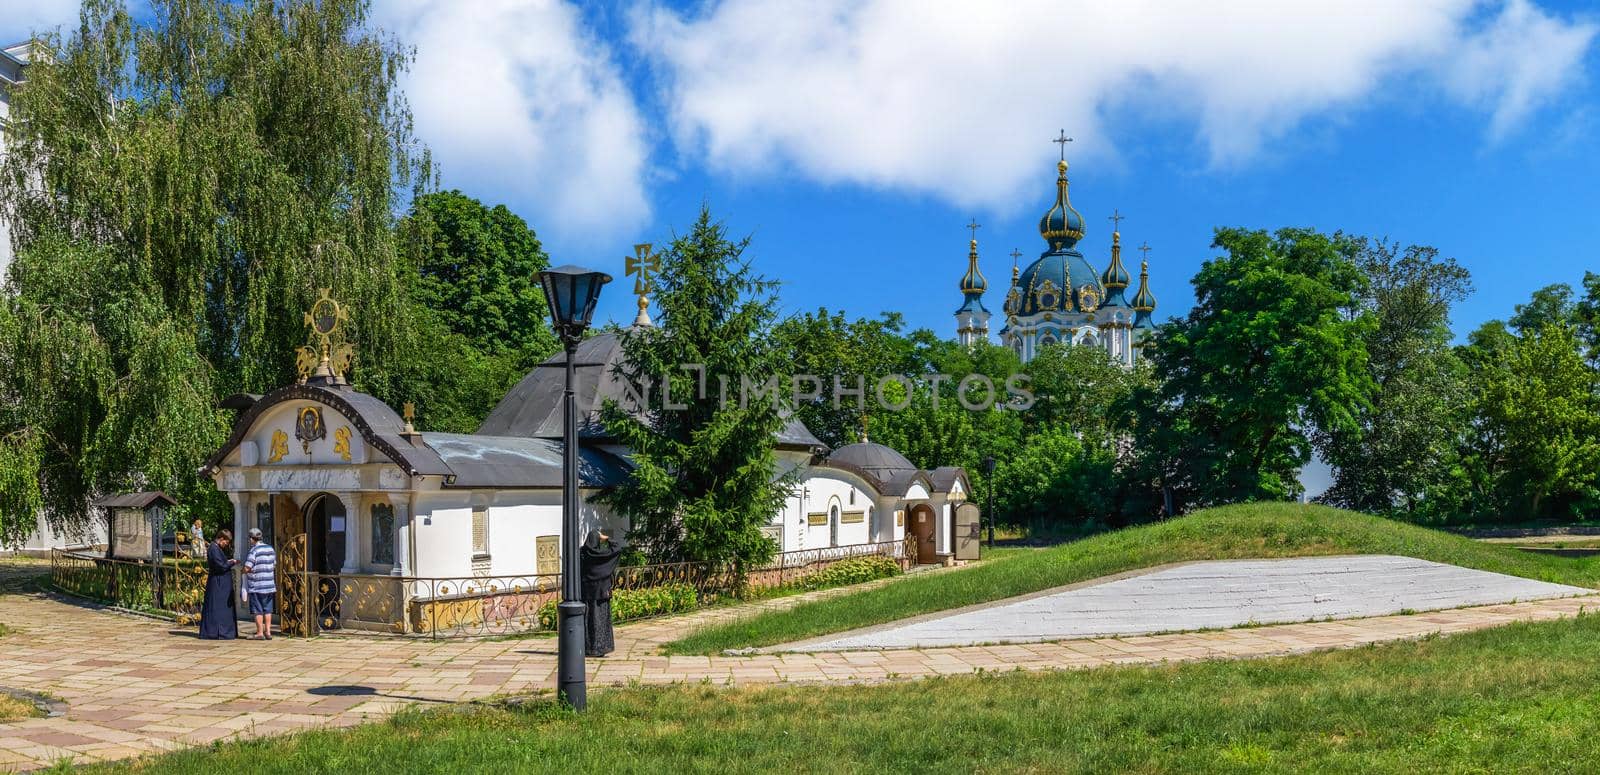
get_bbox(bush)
[792,555,901,591]
[538,583,700,629]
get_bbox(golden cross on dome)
[1053,130,1073,161]
[966,218,981,242]
[1138,242,1153,262]
[1009,248,1023,264]
[1108,209,1125,233]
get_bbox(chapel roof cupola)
[1038,159,1086,251]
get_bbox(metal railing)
[50,550,235,625]
[53,535,918,638]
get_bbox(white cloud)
[374,0,649,243]
[1,0,82,43]
[1441,0,1598,141]
[632,0,1597,210]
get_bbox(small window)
[255,502,274,545]
[848,489,855,505]
[471,507,489,558]
[370,503,395,566]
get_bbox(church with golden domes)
[955,140,1158,366]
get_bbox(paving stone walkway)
[790,555,1592,651]
[0,558,1595,771]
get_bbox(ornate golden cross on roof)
[966,218,981,242]
[1053,130,1073,161]
[295,288,355,384]
[1009,248,1023,264]
[1108,209,1125,233]
[1138,242,1153,261]
[625,242,660,326]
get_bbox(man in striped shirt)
[243,528,277,640]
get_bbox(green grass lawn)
[667,503,1600,654]
[93,613,1600,774]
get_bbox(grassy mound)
[98,614,1600,773]
[665,502,1600,654]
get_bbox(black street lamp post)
[537,264,612,711]
[982,456,996,547]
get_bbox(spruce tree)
[601,208,790,570]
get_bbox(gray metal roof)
[478,331,827,451]
[477,334,629,439]
[828,442,916,478]
[928,466,968,494]
[92,491,177,509]
[422,433,630,489]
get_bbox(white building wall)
[794,471,875,549]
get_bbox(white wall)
[791,470,876,550]
[411,488,622,579]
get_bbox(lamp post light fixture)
[537,264,612,712]
[982,456,996,547]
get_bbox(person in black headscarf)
[199,529,239,640]
[580,529,625,657]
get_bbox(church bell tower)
[954,219,990,347]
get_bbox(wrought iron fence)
[50,550,229,625]
[53,536,919,639]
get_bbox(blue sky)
[7,0,1598,342]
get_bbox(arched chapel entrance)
[302,493,346,630]
[909,504,937,565]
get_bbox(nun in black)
[579,530,625,657]
[199,529,239,640]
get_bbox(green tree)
[399,190,556,363]
[991,428,1117,530]
[1468,324,1600,518]
[868,333,1022,517]
[601,208,790,569]
[772,308,911,450]
[1509,283,1576,335]
[1022,342,1144,442]
[1571,272,1599,366]
[1133,228,1375,511]
[394,191,558,432]
[1316,240,1472,518]
[0,0,425,543]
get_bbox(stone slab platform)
[789,555,1592,651]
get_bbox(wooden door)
[954,502,981,561]
[911,506,936,564]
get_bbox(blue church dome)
[1010,158,1103,317]
[1014,250,1104,317]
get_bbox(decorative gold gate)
[274,494,313,637]
[278,533,312,636]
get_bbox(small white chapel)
[201,288,976,631]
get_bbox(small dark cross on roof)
[1138,242,1153,261]
[1009,248,1023,265]
[966,218,981,241]
[1053,130,1073,161]
[1108,209,1125,232]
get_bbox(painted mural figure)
[580,530,626,657]
[199,529,239,640]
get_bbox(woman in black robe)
[199,529,239,640]
[580,530,625,657]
